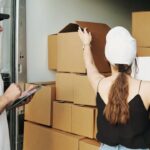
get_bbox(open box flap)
[77,21,111,73]
[59,21,111,73]
[59,23,79,33]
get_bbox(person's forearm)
[83,44,99,73]
[0,96,9,114]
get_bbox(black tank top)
[96,81,150,149]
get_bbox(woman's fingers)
[78,27,83,36]
[84,28,88,34]
[89,32,92,40]
[78,27,82,32]
[78,26,92,45]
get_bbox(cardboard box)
[72,105,95,138]
[79,138,100,150]
[48,34,57,70]
[57,32,85,73]
[74,74,96,106]
[73,73,111,106]
[132,12,150,47]
[137,47,150,57]
[57,21,111,73]
[56,73,74,102]
[23,122,84,150]
[53,101,72,132]
[25,82,55,126]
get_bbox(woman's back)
[96,74,150,149]
[97,74,150,111]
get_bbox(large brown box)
[25,82,55,126]
[56,72,74,102]
[72,105,95,138]
[48,34,57,70]
[132,12,150,47]
[137,47,150,57]
[74,74,96,106]
[79,138,100,150]
[57,32,85,73]
[57,21,111,73]
[53,101,72,132]
[23,122,84,150]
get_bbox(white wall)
[26,0,131,82]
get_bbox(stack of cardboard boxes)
[132,11,150,81]
[132,12,150,57]
[23,21,111,150]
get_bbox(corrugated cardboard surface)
[25,83,55,126]
[72,105,95,138]
[74,74,96,106]
[53,101,72,132]
[48,35,57,70]
[23,122,84,150]
[137,47,150,57]
[132,12,150,47]
[79,138,100,150]
[23,122,51,150]
[57,32,86,73]
[48,34,57,70]
[56,73,74,102]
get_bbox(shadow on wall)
[131,0,150,11]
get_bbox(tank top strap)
[138,80,142,94]
[97,78,104,92]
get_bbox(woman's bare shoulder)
[136,79,150,106]
[131,77,150,92]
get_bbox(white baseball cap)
[105,26,137,65]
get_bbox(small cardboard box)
[56,72,74,102]
[79,138,100,150]
[72,105,95,138]
[57,21,111,73]
[137,47,150,57]
[23,122,84,150]
[53,101,72,132]
[132,12,150,47]
[74,74,96,106]
[48,34,57,70]
[25,82,55,126]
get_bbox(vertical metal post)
[9,0,27,150]
[9,0,17,149]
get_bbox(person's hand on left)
[19,85,37,106]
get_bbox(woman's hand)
[78,27,92,46]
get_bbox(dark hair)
[103,64,131,125]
